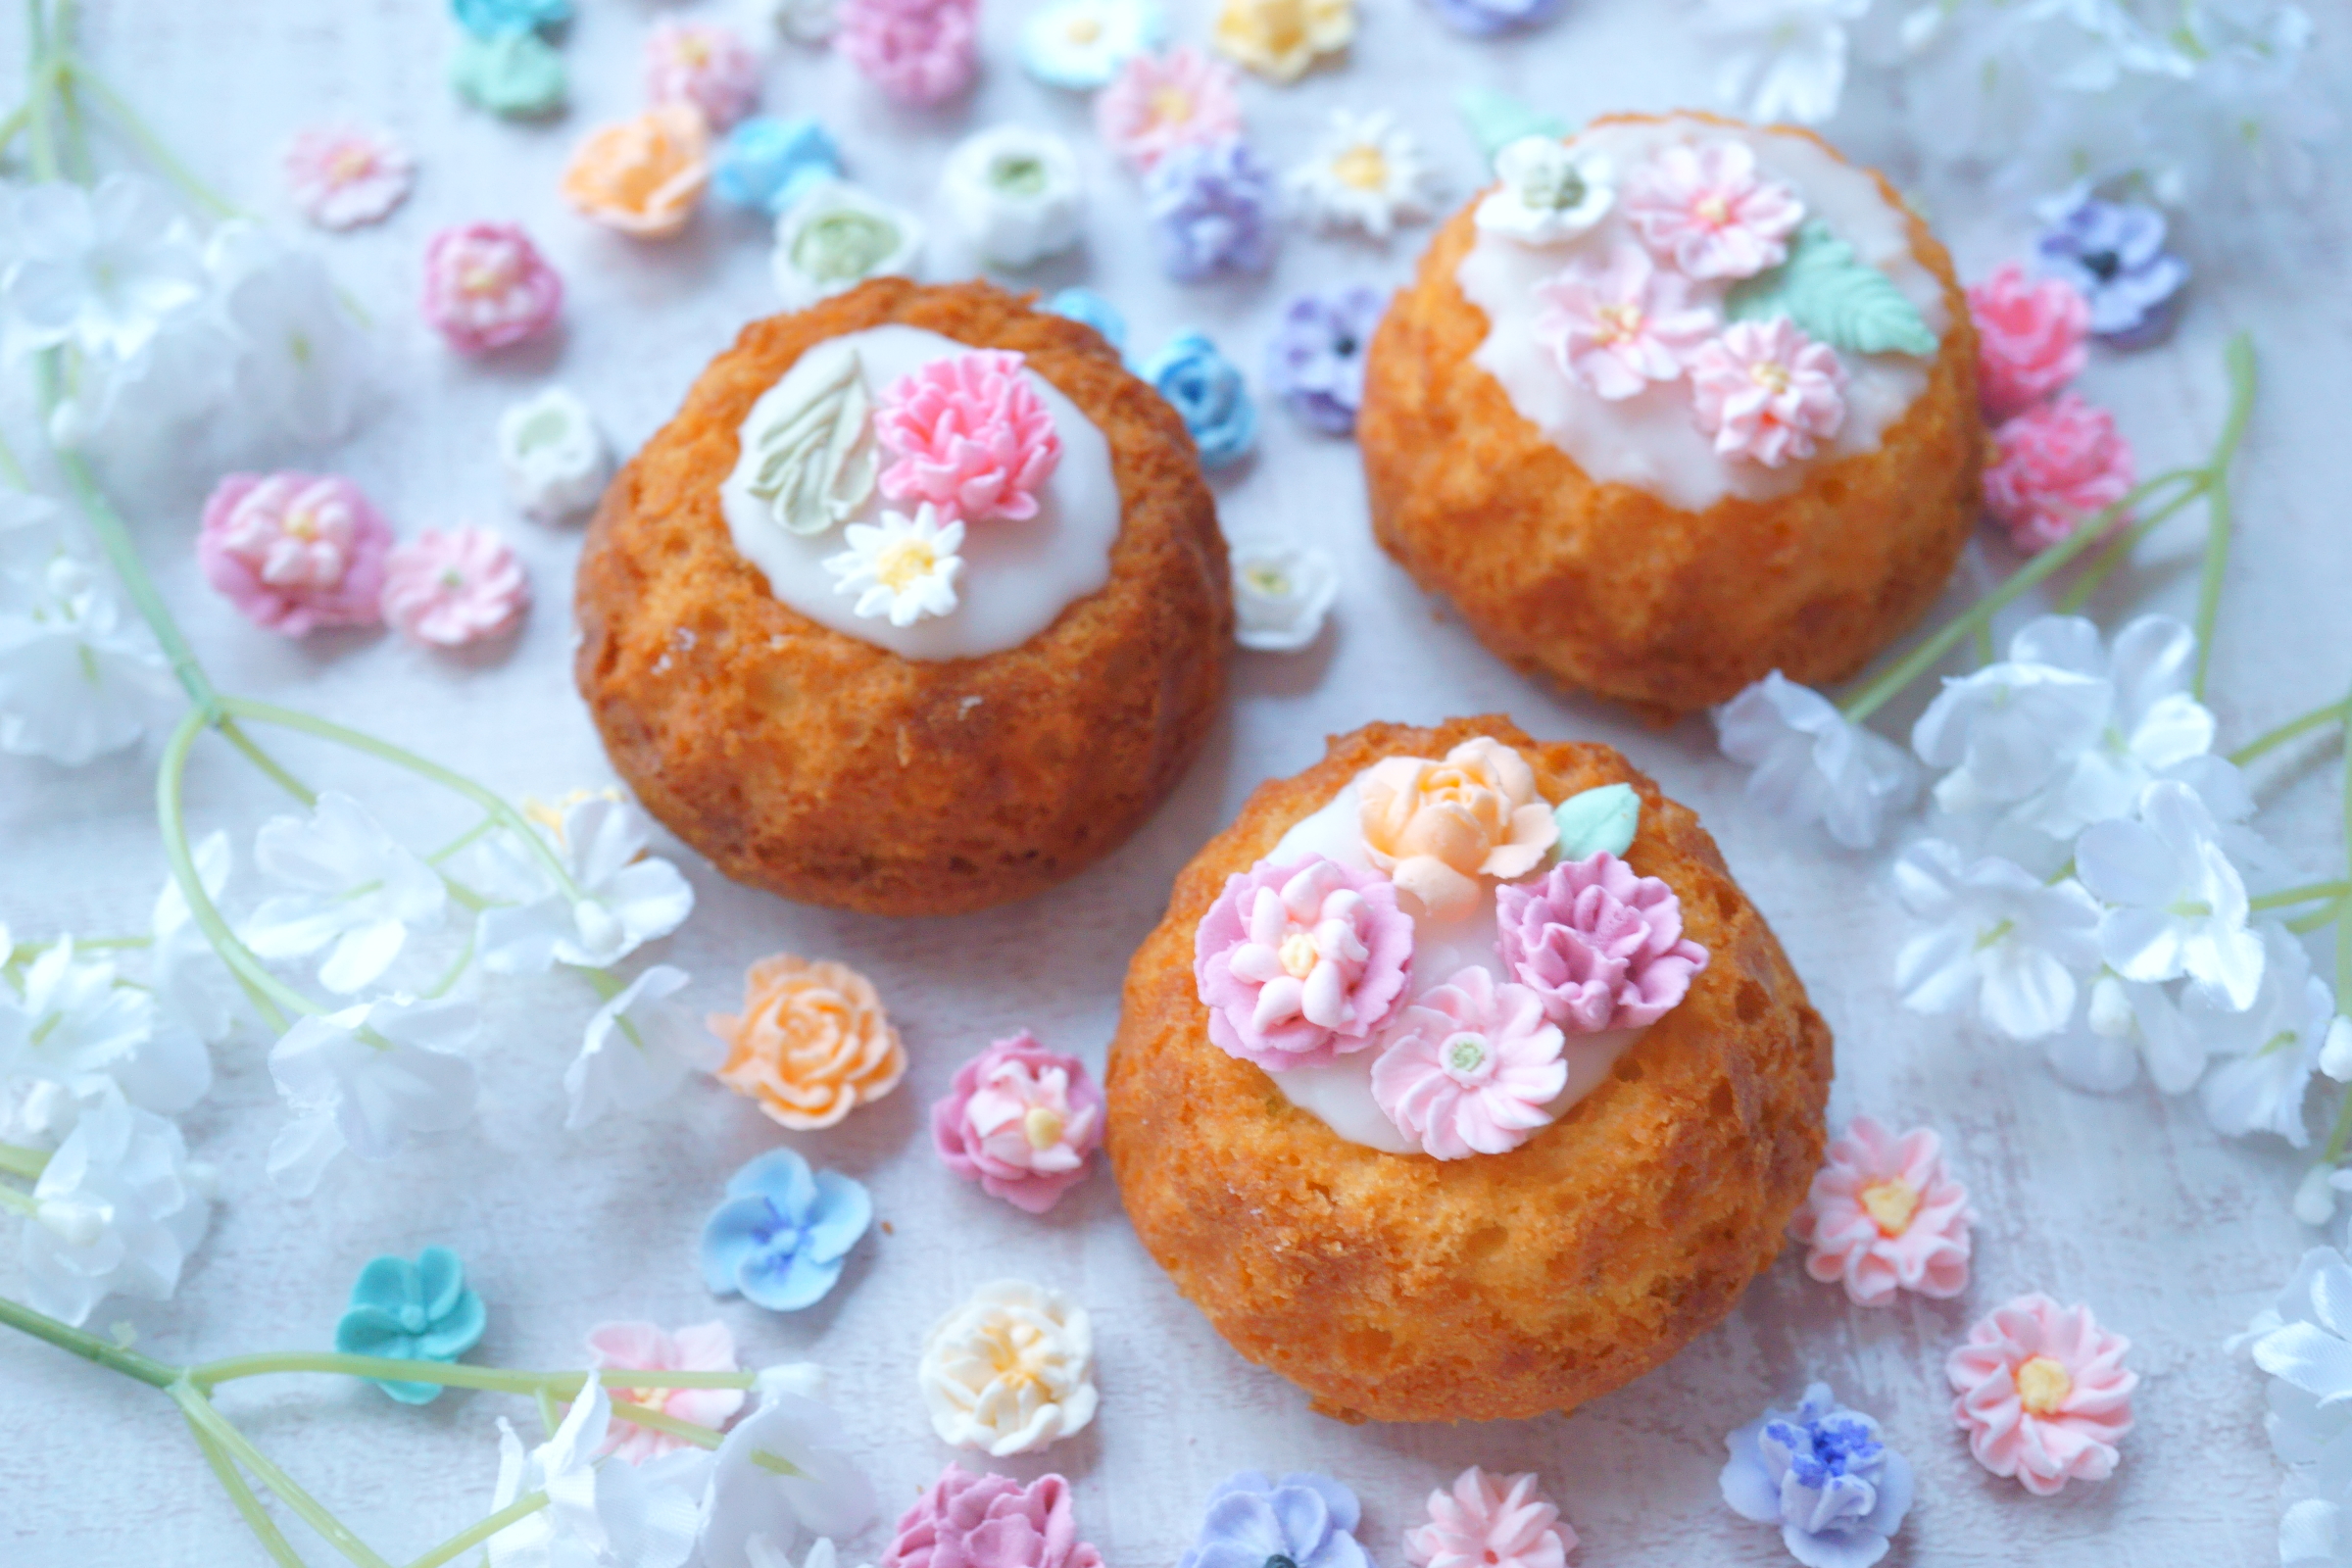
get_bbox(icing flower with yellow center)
[1194,855,1415,1071]
[1094,46,1244,173]
[1212,0,1352,83]
[1689,317,1846,467]
[931,1032,1105,1214]
[1790,1115,1973,1308]
[1287,109,1438,240]
[282,124,414,230]
[710,953,907,1130]
[1534,240,1715,401]
[420,222,564,355]
[198,471,393,636]
[823,505,965,626]
[1358,737,1558,920]
[560,105,712,240]
[1621,139,1804,281]
[1947,1294,2137,1495]
[644,20,762,130]
[917,1279,1099,1457]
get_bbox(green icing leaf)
[1724,220,1938,359]
[744,345,877,538]
[1550,784,1641,862]
[1458,88,1568,170]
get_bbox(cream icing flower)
[1404,1467,1575,1568]
[939,125,1086,269]
[1358,737,1558,920]
[823,505,965,626]
[918,1279,1099,1456]
[1287,110,1438,240]
[1946,1294,2137,1495]
[772,178,924,308]
[1369,965,1567,1160]
[1213,0,1352,82]
[498,386,611,522]
[559,105,713,240]
[1230,538,1339,652]
[710,953,908,1130]
[282,124,414,230]
[1093,46,1244,173]
[1475,135,1613,246]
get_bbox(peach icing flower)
[1947,1293,2136,1495]
[560,105,712,240]
[282,124,413,230]
[419,221,564,354]
[1984,392,2135,554]
[644,21,763,130]
[1689,318,1846,467]
[1212,0,1353,83]
[380,525,529,648]
[1620,139,1803,281]
[1093,47,1244,173]
[873,351,1062,525]
[1967,261,2089,422]
[197,471,392,636]
[839,0,980,107]
[1194,855,1415,1072]
[1371,965,1566,1159]
[1404,1467,1575,1568]
[585,1319,746,1464]
[1358,736,1557,921]
[1495,851,1709,1032]
[1790,1116,1973,1307]
[1534,239,1714,401]
[931,1032,1105,1214]
[710,954,907,1130]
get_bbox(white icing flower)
[21,1089,212,1328]
[242,791,448,995]
[917,1279,1100,1457]
[772,179,924,309]
[1712,671,1916,850]
[476,796,697,975]
[265,996,481,1197]
[1018,0,1166,89]
[940,126,1086,269]
[824,506,965,627]
[0,494,173,767]
[488,1379,709,1568]
[1474,135,1614,245]
[565,964,723,1131]
[759,0,840,45]
[1230,537,1338,653]
[1891,838,2101,1041]
[499,386,612,522]
[1288,110,1439,241]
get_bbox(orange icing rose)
[560,105,711,239]
[1358,736,1558,921]
[710,954,906,1129]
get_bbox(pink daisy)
[1688,317,1846,466]
[282,125,415,230]
[644,21,763,129]
[1790,1115,1973,1307]
[419,222,564,356]
[197,471,392,637]
[1948,1294,2136,1495]
[379,525,530,648]
[1621,139,1804,281]
[1370,965,1567,1160]
[1405,1468,1575,1568]
[1533,241,1716,402]
[585,1320,747,1464]
[1093,47,1244,173]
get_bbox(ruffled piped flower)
[560,106,712,240]
[1144,138,1277,281]
[198,471,393,637]
[497,386,610,521]
[1195,855,1414,1072]
[773,179,924,306]
[283,125,414,230]
[449,31,567,120]
[1287,110,1438,241]
[1720,1383,1914,1568]
[1264,284,1384,434]
[710,953,907,1130]
[1371,965,1567,1160]
[1021,0,1165,89]
[380,525,530,648]
[918,1280,1099,1456]
[420,221,564,354]
[1791,1116,1973,1308]
[839,0,980,107]
[939,126,1086,269]
[332,1246,486,1404]
[1404,1468,1575,1568]
[874,351,1061,524]
[1178,1472,1369,1568]
[1094,47,1244,173]
[1534,240,1714,401]
[1984,392,2136,554]
[713,116,844,216]
[1358,736,1557,922]
[1213,0,1352,83]
[1947,1294,2137,1495]
[1967,262,2090,422]
[1621,139,1804,281]
[1228,538,1337,652]
[1689,318,1846,467]
[1476,135,1613,246]
[701,1147,873,1311]
[885,1465,1104,1568]
[1494,852,1709,1033]
[931,1032,1104,1214]
[1141,330,1255,466]
[2034,185,2188,349]
[645,20,763,130]
[824,507,965,625]
[586,1319,745,1463]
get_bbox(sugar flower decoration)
[1422,0,1562,36]
[1690,318,1846,467]
[332,1246,486,1404]
[380,525,529,649]
[1094,47,1244,174]
[1790,1116,1972,1308]
[419,221,564,354]
[1476,135,1614,246]
[1892,839,2100,1040]
[710,953,907,1130]
[449,31,567,120]
[1403,1468,1573,1568]
[1265,283,1384,435]
[1021,0,1166,90]
[645,21,763,130]
[1213,0,1353,83]
[1371,965,1567,1160]
[763,0,842,45]
[839,0,981,107]
[714,117,844,217]
[282,125,414,230]
[1720,1382,1914,1568]
[1495,852,1709,1033]
[919,1279,1099,1456]
[1622,139,1804,281]
[1947,1294,2136,1495]
[498,386,611,522]
[1194,855,1414,1072]
[266,997,480,1196]
[824,506,965,626]
[884,1465,1104,1568]
[2034,185,2189,349]
[931,1033,1105,1215]
[773,179,924,308]
[587,1320,746,1463]
[1229,537,1337,653]
[474,795,695,975]
[1984,393,2135,554]
[1534,240,1714,401]
[561,106,713,240]
[940,126,1086,269]
[1045,287,1127,354]
[1967,261,2089,422]
[1358,736,1558,922]
[1142,329,1255,467]
[2077,779,2263,1010]
[17,1093,211,1328]
[1144,138,1277,281]
[876,351,1061,525]
[1288,110,1438,241]
[1178,1471,1369,1568]
[701,1147,873,1311]
[1714,672,1916,850]
[452,0,568,38]
[198,471,393,637]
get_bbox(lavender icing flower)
[1494,852,1708,1033]
[2034,185,2189,350]
[1178,1472,1372,1568]
[1419,0,1562,36]
[1264,284,1386,436]
[1720,1383,1914,1568]
[1142,138,1277,281]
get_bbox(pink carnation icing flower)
[1370,965,1568,1160]
[1947,1294,2136,1495]
[379,525,530,648]
[1790,1115,1973,1307]
[1689,317,1846,467]
[1984,391,2136,554]
[874,350,1063,525]
[1093,47,1244,173]
[1967,261,2090,422]
[1404,1467,1576,1568]
[839,0,981,107]
[282,124,414,230]
[1194,855,1416,1073]
[419,221,563,355]
[1494,851,1709,1033]
[198,472,392,637]
[644,21,763,130]
[1620,139,1804,281]
[1534,241,1716,402]
[585,1319,747,1464]
[884,1463,1105,1568]
[930,1031,1105,1215]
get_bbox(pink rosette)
[644,21,763,129]
[930,1031,1105,1215]
[1984,391,2135,554]
[1967,261,2090,421]
[1789,1115,1973,1307]
[419,221,563,355]
[883,1464,1105,1568]
[198,471,392,637]
[1620,139,1804,281]
[1193,855,1415,1073]
[1947,1294,2137,1495]
[585,1320,745,1464]
[1093,47,1243,173]
[1689,317,1846,467]
[874,350,1063,525]
[1405,1467,1575,1568]
[1494,851,1708,1033]
[1369,965,1567,1160]
[380,525,530,648]
[1534,240,1715,402]
[282,124,414,230]
[839,0,980,107]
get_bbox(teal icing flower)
[450,31,567,120]
[333,1246,487,1404]
[1018,0,1165,90]
[452,0,570,41]
[714,118,844,217]
[701,1148,872,1312]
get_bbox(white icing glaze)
[1456,116,1950,513]
[719,324,1120,661]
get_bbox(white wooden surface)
[2,1,2348,1563]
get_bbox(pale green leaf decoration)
[1550,783,1641,862]
[1725,220,1938,359]
[1458,88,1568,170]
[744,347,877,538]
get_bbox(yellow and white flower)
[1288,110,1438,240]
[916,1279,1099,1456]
[823,505,965,626]
[1213,0,1352,82]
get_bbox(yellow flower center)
[1595,302,1644,343]
[981,1320,1049,1392]
[1023,1105,1066,1151]
[460,263,508,297]
[874,537,937,592]
[1696,193,1731,224]
[1243,563,1292,598]
[1278,930,1320,979]
[1147,86,1194,126]
[2015,1354,2074,1417]
[283,507,320,542]
[1332,144,1388,191]
[329,146,374,182]
[1859,1177,1920,1237]
[677,35,711,65]
[1749,358,1792,395]
[1066,14,1102,41]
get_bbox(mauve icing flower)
[1421,0,1562,36]
[930,1031,1104,1214]
[1181,1473,1370,1568]
[282,125,414,230]
[1948,1294,2137,1495]
[1984,392,2136,554]
[585,1319,746,1464]
[1371,965,1567,1160]
[198,472,392,636]
[379,525,530,648]
[1358,736,1557,922]
[1621,139,1804,281]
[839,0,981,107]
[1264,284,1384,435]
[419,221,563,354]
[1494,851,1709,1033]
[1689,318,1846,467]
[1143,138,1277,281]
[1534,240,1714,401]
[1790,1115,1973,1308]
[2034,185,2189,349]
[1966,261,2089,422]
[644,20,763,129]
[1195,856,1414,1072]
[1094,46,1243,173]
[883,1464,1105,1568]
[873,350,1062,525]
[1404,1468,1574,1568]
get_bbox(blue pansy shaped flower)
[452,0,570,41]
[1044,287,1129,359]
[714,118,846,217]
[1019,0,1167,90]
[1178,1471,1372,1568]
[1721,1382,1914,1568]
[332,1246,487,1405]
[702,1148,873,1312]
[1141,330,1256,468]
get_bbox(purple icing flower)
[1264,284,1386,436]
[1194,856,1414,1072]
[2034,185,2189,350]
[1420,0,1563,36]
[1494,852,1709,1033]
[1178,1472,1372,1568]
[1720,1383,1914,1568]
[1142,138,1277,282]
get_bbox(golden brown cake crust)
[574,279,1231,917]
[1361,112,1984,720]
[1105,715,1833,1423]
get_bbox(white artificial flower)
[918,1279,1099,1457]
[2241,1246,2352,1492]
[1713,671,1918,850]
[143,830,237,1114]
[1230,537,1338,653]
[2193,924,2334,1146]
[2079,779,2265,1010]
[41,292,239,450]
[243,791,447,994]
[1287,110,1439,241]
[0,938,153,1094]
[0,1077,78,1148]
[940,126,1086,269]
[1912,617,2114,816]
[499,387,612,522]
[2299,1166,2341,1228]
[2138,2,2332,209]
[0,495,174,766]
[0,176,207,361]
[1700,0,1871,125]
[477,796,696,975]
[1473,135,1613,246]
[823,506,964,627]
[565,965,722,1130]
[1891,838,2101,1040]
[266,996,480,1196]
[487,1379,708,1568]
[2283,1498,2352,1568]
[747,1540,875,1568]
[698,1365,880,1568]
[21,1090,212,1327]
[772,180,923,309]
[2043,971,2204,1096]
[207,222,368,448]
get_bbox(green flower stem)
[404,1489,550,1568]
[0,418,28,489]
[599,1397,803,1477]
[422,922,477,1002]
[187,1348,756,1396]
[0,1142,49,1179]
[2192,335,2260,699]
[24,0,55,180]
[2230,697,2351,766]
[2291,902,2345,937]
[427,815,501,865]
[2049,469,2210,613]
[57,56,238,220]
[2324,1084,2352,1165]
[0,1183,35,1214]
[2252,881,2352,911]
[0,99,29,156]
[581,965,651,1050]
[0,1290,180,1389]
[172,1379,396,1568]
[183,1413,310,1568]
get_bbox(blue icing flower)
[1720,1383,1914,1568]
[701,1148,872,1312]
[714,118,845,217]
[1019,0,1167,90]
[1178,1472,1372,1568]
[1141,330,1256,468]
[332,1246,487,1405]
[452,0,570,40]
[2034,183,2189,350]
[1044,288,1129,357]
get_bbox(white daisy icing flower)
[939,126,1087,269]
[1475,134,1614,245]
[1019,0,1166,89]
[917,1279,1100,1456]
[1287,110,1438,240]
[1230,536,1339,652]
[772,178,925,309]
[496,386,611,522]
[823,505,965,626]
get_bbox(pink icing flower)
[1405,1467,1576,1568]
[1947,1294,2136,1495]
[1789,1115,1973,1307]
[1984,392,2136,554]
[1688,318,1846,467]
[282,124,414,230]
[839,0,980,107]
[1494,851,1709,1033]
[645,21,763,130]
[1534,241,1716,402]
[1370,965,1567,1160]
[1621,139,1804,281]
[931,1031,1104,1215]
[884,1463,1105,1568]
[198,472,392,636]
[585,1319,746,1464]
[1968,261,2090,422]
[420,222,563,355]
[1194,855,1415,1073]
[379,525,530,648]
[874,350,1063,525]
[1093,47,1244,173]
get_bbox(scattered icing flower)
[838,0,980,107]
[1947,1294,2136,1495]
[2045,971,2204,1097]
[1093,47,1244,173]
[1476,136,1614,246]
[244,791,447,993]
[1689,318,1846,467]
[380,525,530,649]
[2241,1247,2352,1486]
[931,1033,1105,1214]
[19,1091,212,1328]
[1495,852,1709,1033]
[1422,0,1562,37]
[282,125,415,230]
[0,500,172,766]
[919,1280,1099,1456]
[1194,856,1414,1071]
[588,1320,747,1463]
[1984,393,2136,554]
[1264,283,1383,435]
[1372,966,1567,1159]
[561,107,713,241]
[1044,287,1127,354]
[2034,185,2189,349]
[475,794,696,974]
[266,997,481,1197]
[499,386,611,521]
[1714,673,1916,850]
[1358,736,1557,922]
[420,221,564,354]
[1142,330,1255,466]
[2078,779,2263,1009]
[1891,839,2100,1040]
[1403,1468,1573,1568]
[885,1465,1104,1568]
[710,953,907,1130]
[1228,537,1337,652]
[763,0,842,46]
[1967,261,2090,421]
[450,30,567,120]
[940,126,1086,269]
[1699,0,1870,125]
[1021,0,1166,89]
[713,117,844,217]
[772,179,923,308]
[198,471,393,637]
[0,175,206,362]
[1720,1382,1914,1568]
[332,1246,487,1404]
[646,21,763,130]
[700,1370,880,1568]
[1790,1117,1972,1308]
[1288,110,1438,241]
[1622,139,1804,280]
[1534,240,1714,401]
[451,0,568,39]
[1213,0,1353,83]
[701,1148,873,1311]
[485,1379,706,1568]
[875,350,1061,525]
[1144,138,1278,281]
[567,964,722,1131]
[823,507,965,626]
[1176,1471,1368,1568]
[2192,925,2335,1146]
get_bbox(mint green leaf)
[451,31,566,120]
[1458,88,1568,169]
[1551,783,1641,862]
[744,347,877,538]
[1725,220,1938,359]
